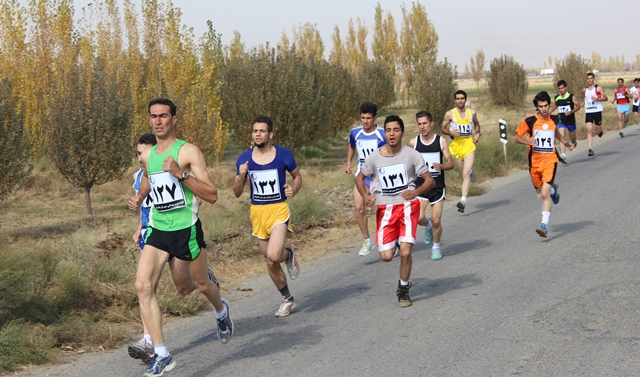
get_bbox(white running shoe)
[285,246,300,280]
[358,239,372,256]
[275,297,295,317]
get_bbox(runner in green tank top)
[128,98,233,377]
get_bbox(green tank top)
[147,139,198,231]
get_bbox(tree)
[399,2,438,102]
[414,59,458,125]
[470,48,485,100]
[372,4,398,76]
[345,18,368,75]
[591,51,602,71]
[0,77,33,200]
[328,25,346,66]
[227,30,245,60]
[553,52,590,102]
[487,55,528,108]
[292,22,324,60]
[356,60,396,108]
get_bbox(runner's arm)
[174,144,218,204]
[345,145,356,174]
[437,137,455,171]
[285,167,302,198]
[233,161,248,198]
[472,110,482,143]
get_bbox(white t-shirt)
[630,86,640,107]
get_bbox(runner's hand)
[239,161,249,175]
[163,153,181,178]
[284,183,295,198]
[128,195,142,210]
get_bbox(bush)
[487,55,528,108]
[356,60,396,108]
[413,59,459,125]
[554,53,591,102]
[289,189,335,223]
[0,321,54,371]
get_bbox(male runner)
[550,80,581,163]
[584,72,608,156]
[441,90,482,213]
[409,111,454,261]
[515,92,573,238]
[346,102,386,256]
[631,78,640,129]
[611,78,631,137]
[356,115,435,307]
[129,99,233,376]
[233,116,302,317]
[128,133,220,364]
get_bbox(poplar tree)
[372,4,398,77]
[470,48,485,100]
[554,52,590,102]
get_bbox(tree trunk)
[85,187,93,216]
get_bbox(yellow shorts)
[250,202,292,239]
[449,136,476,160]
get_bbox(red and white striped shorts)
[375,199,420,252]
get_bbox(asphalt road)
[34,128,640,377]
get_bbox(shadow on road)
[410,273,483,303]
[442,238,492,257]
[464,199,512,216]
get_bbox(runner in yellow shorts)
[441,90,482,213]
[250,201,293,239]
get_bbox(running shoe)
[207,264,220,293]
[431,246,442,261]
[470,169,477,183]
[558,154,567,164]
[535,223,548,238]
[143,354,176,377]
[550,182,560,205]
[285,246,300,280]
[597,130,603,137]
[457,201,466,213]
[393,245,400,258]
[423,221,433,245]
[572,139,577,148]
[275,296,295,317]
[588,149,595,157]
[619,131,624,138]
[396,281,413,307]
[128,338,153,363]
[216,298,234,343]
[358,239,372,256]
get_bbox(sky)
[66,0,637,71]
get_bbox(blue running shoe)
[144,354,176,377]
[550,182,560,205]
[536,223,548,238]
[217,298,234,343]
[423,219,433,244]
[431,246,442,261]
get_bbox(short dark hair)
[617,78,624,83]
[415,111,433,121]
[557,80,567,87]
[384,115,404,132]
[533,91,551,107]
[634,78,640,83]
[148,98,177,116]
[137,133,157,146]
[454,90,467,100]
[253,115,273,133]
[586,72,595,79]
[359,102,378,117]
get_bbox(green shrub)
[0,321,54,371]
[487,55,528,107]
[46,261,93,313]
[289,190,334,223]
[413,59,459,125]
[554,53,591,102]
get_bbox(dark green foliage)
[0,321,54,371]
[487,55,528,107]
[554,53,591,102]
[46,59,133,214]
[356,60,396,108]
[221,48,358,150]
[413,59,458,125]
[0,77,33,200]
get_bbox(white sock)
[400,279,409,286]
[433,242,440,248]
[426,219,433,229]
[542,211,550,225]
[154,344,169,358]
[215,304,227,319]
[550,186,556,196]
[461,197,467,204]
[143,334,153,346]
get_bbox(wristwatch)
[178,171,189,182]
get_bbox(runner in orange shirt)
[515,91,574,238]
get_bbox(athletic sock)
[214,304,227,319]
[143,334,153,346]
[550,186,556,196]
[433,242,440,248]
[154,344,169,358]
[400,279,409,286]
[542,211,550,225]
[461,197,467,204]
[278,284,291,299]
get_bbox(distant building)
[540,69,554,76]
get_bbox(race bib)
[377,163,409,196]
[249,169,281,202]
[558,105,571,114]
[148,171,186,212]
[356,139,379,163]
[617,92,626,99]
[419,152,441,177]
[533,130,555,153]
[457,123,472,137]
